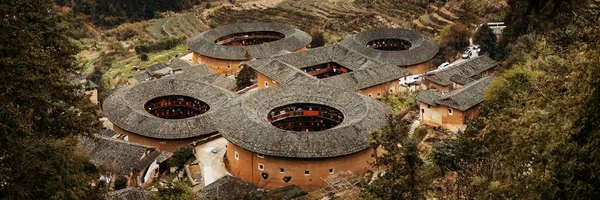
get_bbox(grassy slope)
[103,45,188,88]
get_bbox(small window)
[368,93,372,97]
[329,168,334,174]
[234,151,239,160]
[427,105,431,109]
[390,88,394,93]
[448,108,453,115]
[264,81,268,88]
[280,168,285,173]
[227,65,231,69]
[257,154,264,158]
[258,163,264,170]
[421,109,424,113]
[304,170,310,176]
[377,93,381,97]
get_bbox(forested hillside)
[56,0,200,27]
[0,0,102,199]
[364,0,600,199]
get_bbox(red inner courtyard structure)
[268,103,344,132]
[366,38,412,51]
[215,31,286,46]
[144,95,210,119]
[301,62,352,79]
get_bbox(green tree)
[236,66,257,90]
[140,53,149,61]
[470,13,600,195]
[473,24,497,58]
[0,0,101,199]
[309,29,326,48]
[114,176,128,190]
[438,23,471,60]
[361,115,435,200]
[169,146,194,170]
[153,181,195,200]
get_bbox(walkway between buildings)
[193,137,229,188]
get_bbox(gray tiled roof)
[102,78,237,139]
[132,59,216,83]
[414,90,439,106]
[339,28,439,66]
[449,74,475,85]
[145,63,168,74]
[244,45,411,91]
[198,175,258,200]
[99,129,116,138]
[187,22,311,60]
[79,136,171,173]
[167,59,195,69]
[214,83,392,158]
[211,76,237,91]
[423,56,496,86]
[132,72,151,82]
[416,76,494,111]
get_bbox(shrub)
[140,53,149,61]
[310,29,326,47]
[134,37,183,54]
[169,146,194,170]
[236,66,256,90]
[114,176,128,190]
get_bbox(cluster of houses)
[80,21,496,198]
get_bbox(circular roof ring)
[339,28,439,66]
[214,84,392,158]
[103,78,236,140]
[187,22,311,60]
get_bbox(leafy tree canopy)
[473,24,497,58]
[0,1,100,198]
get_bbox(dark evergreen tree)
[310,29,326,48]
[361,115,435,200]
[236,66,257,90]
[473,24,496,58]
[169,146,194,170]
[0,0,100,199]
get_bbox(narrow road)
[193,137,229,188]
[408,120,421,136]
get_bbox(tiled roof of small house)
[414,90,439,106]
[145,63,168,74]
[339,28,439,66]
[106,188,154,200]
[79,136,172,173]
[102,78,237,139]
[132,59,216,83]
[187,22,311,60]
[423,56,496,86]
[131,59,238,90]
[214,83,392,158]
[132,72,152,82]
[416,76,494,111]
[244,44,411,91]
[198,175,258,200]
[99,129,116,138]
[449,74,475,85]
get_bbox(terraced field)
[141,0,463,42]
[146,13,211,39]
[200,0,451,43]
